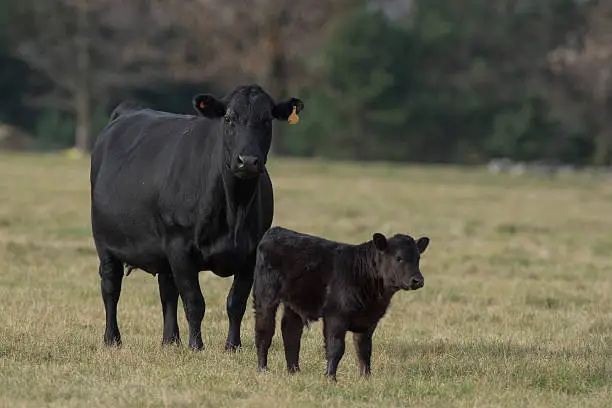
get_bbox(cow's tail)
[109,100,141,122]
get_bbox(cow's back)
[91,107,203,190]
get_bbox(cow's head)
[193,85,304,180]
[372,233,429,291]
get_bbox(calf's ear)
[372,233,387,251]
[416,237,430,254]
[273,98,304,121]
[193,94,227,118]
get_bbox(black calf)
[253,226,429,380]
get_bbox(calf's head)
[193,85,304,179]
[372,233,429,291]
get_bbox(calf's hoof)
[359,369,372,378]
[325,373,337,382]
[188,340,204,351]
[103,334,122,348]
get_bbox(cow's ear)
[273,98,304,121]
[193,94,227,118]
[416,237,430,254]
[372,233,387,251]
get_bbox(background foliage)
[1,0,612,165]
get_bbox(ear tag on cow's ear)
[288,106,299,125]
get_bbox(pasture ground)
[0,153,610,407]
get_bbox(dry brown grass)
[0,153,610,407]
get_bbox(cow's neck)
[220,167,260,244]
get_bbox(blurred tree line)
[1,0,612,165]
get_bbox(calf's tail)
[252,248,282,312]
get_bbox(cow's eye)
[225,116,235,125]
[395,256,403,262]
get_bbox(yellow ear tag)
[288,106,299,125]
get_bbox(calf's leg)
[353,325,376,376]
[225,267,254,351]
[158,271,180,345]
[99,254,124,346]
[254,302,279,372]
[324,317,348,381]
[281,306,304,374]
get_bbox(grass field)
[0,153,610,407]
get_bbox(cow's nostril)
[235,155,261,174]
[237,155,258,167]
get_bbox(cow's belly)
[197,228,263,276]
[92,205,168,271]
[205,248,257,277]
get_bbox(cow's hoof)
[287,365,300,374]
[257,366,268,373]
[161,336,181,347]
[225,342,242,352]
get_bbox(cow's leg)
[169,251,205,351]
[99,254,124,347]
[324,317,347,381]
[353,325,376,377]
[281,306,304,374]
[254,301,279,372]
[323,320,329,355]
[158,271,180,345]
[225,266,254,351]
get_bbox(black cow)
[253,226,429,380]
[90,85,304,351]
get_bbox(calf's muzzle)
[405,274,424,290]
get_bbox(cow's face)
[373,233,429,291]
[193,85,304,180]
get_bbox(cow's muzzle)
[233,154,262,179]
